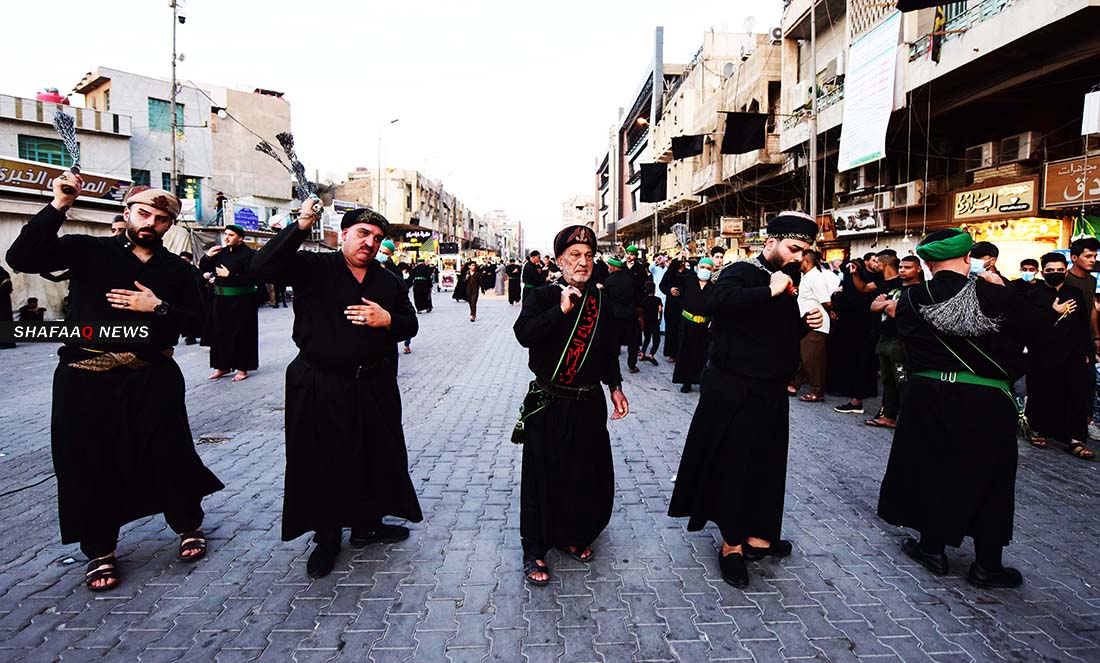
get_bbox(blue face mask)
[970,257,987,274]
[1021,271,1035,282]
[376,253,388,263]
[696,268,712,281]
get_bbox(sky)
[4,0,779,251]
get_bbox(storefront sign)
[833,206,883,236]
[720,216,744,237]
[403,229,433,247]
[0,155,130,202]
[953,178,1037,221]
[1043,156,1100,209]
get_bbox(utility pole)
[170,0,178,197]
[808,1,818,217]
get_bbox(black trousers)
[642,327,661,356]
[81,501,204,559]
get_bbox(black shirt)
[199,242,255,288]
[249,225,418,368]
[603,270,640,319]
[877,277,904,338]
[513,283,622,390]
[18,305,46,321]
[505,264,522,279]
[522,260,546,289]
[703,255,806,381]
[642,294,662,327]
[5,203,203,354]
[1025,284,1091,368]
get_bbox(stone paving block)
[634,623,675,661]
[485,627,525,663]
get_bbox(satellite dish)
[723,63,735,79]
[743,16,756,33]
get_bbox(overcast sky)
[5,0,778,251]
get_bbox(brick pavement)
[0,292,1098,662]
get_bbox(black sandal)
[1067,443,1095,460]
[561,545,594,563]
[85,555,120,592]
[523,555,550,586]
[178,529,207,562]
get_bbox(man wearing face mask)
[671,256,715,393]
[879,228,1044,589]
[1010,259,1040,295]
[1023,252,1094,460]
[250,205,423,579]
[668,212,823,587]
[968,242,1002,278]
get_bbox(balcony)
[0,94,132,136]
[782,80,845,131]
[908,0,1016,61]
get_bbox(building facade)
[561,195,595,229]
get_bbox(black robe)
[878,272,1035,547]
[603,270,640,352]
[826,270,878,399]
[250,225,422,541]
[513,282,622,558]
[505,264,522,304]
[521,260,546,302]
[5,203,222,546]
[479,264,495,292]
[660,263,688,359]
[0,265,14,348]
[1024,284,1091,443]
[410,263,434,312]
[668,256,805,544]
[200,243,259,371]
[672,274,711,387]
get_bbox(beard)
[127,227,162,248]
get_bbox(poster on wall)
[836,12,901,173]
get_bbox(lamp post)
[377,118,400,214]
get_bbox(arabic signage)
[1043,156,1100,209]
[833,206,884,236]
[0,156,130,203]
[837,12,901,172]
[233,207,259,231]
[720,216,744,237]
[403,229,433,247]
[953,177,1038,222]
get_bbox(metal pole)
[170,0,178,197]
[376,127,382,211]
[809,1,818,217]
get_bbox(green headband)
[607,257,625,268]
[625,245,639,254]
[915,229,973,261]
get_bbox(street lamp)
[377,118,400,213]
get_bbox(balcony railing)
[0,94,133,136]
[908,0,1016,61]
[783,80,845,130]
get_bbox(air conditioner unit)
[999,131,1039,164]
[786,80,811,112]
[965,142,998,172]
[740,45,754,62]
[873,191,894,210]
[893,180,925,207]
[770,27,782,44]
[834,172,849,194]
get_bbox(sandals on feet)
[561,545,594,563]
[1067,443,1095,460]
[1029,436,1048,448]
[523,556,550,586]
[85,555,120,592]
[178,529,207,562]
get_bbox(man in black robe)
[521,251,547,302]
[0,264,14,348]
[410,258,434,313]
[479,261,495,292]
[200,224,258,381]
[6,179,222,592]
[660,255,688,362]
[1023,252,1094,460]
[878,228,1037,588]
[505,258,522,304]
[668,212,823,587]
[250,204,422,579]
[513,225,629,586]
[603,257,642,374]
[178,251,204,345]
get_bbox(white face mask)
[969,257,987,274]
[696,268,712,281]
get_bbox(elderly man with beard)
[6,177,222,592]
[668,212,823,588]
[512,225,629,586]
[250,204,422,579]
[200,224,258,382]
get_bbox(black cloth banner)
[719,112,768,155]
[896,0,941,11]
[639,163,668,203]
[671,135,706,160]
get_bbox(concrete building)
[485,210,523,260]
[75,67,215,222]
[0,92,133,318]
[561,195,595,229]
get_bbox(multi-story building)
[0,91,134,317]
[561,195,595,229]
[485,209,524,260]
[75,67,215,222]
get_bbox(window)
[131,169,150,186]
[104,89,110,111]
[162,173,172,191]
[944,1,967,22]
[148,98,183,133]
[18,136,73,167]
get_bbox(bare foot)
[232,371,249,382]
[208,370,228,380]
[721,540,743,556]
[529,559,549,583]
[745,536,771,549]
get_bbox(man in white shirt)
[649,254,668,332]
[789,250,832,401]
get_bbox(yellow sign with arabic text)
[952,178,1037,222]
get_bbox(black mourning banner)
[896,0,941,11]
[671,135,706,160]
[719,112,768,155]
[639,163,668,203]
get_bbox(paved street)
[1,292,1099,662]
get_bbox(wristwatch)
[153,302,169,317]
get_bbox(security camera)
[178,14,186,24]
